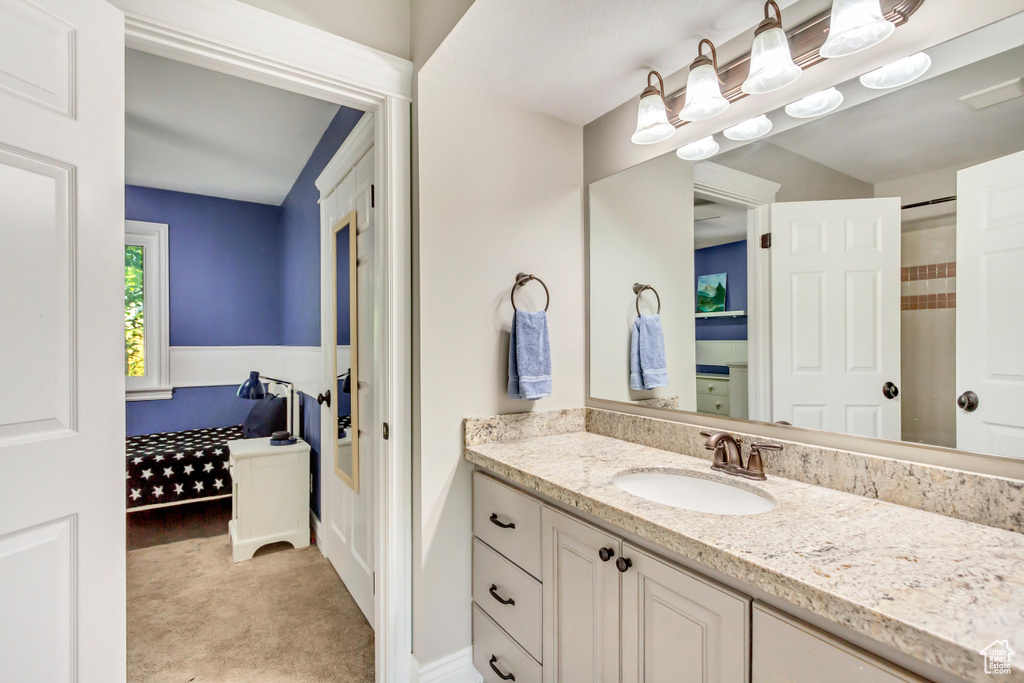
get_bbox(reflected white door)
[320,148,376,625]
[0,0,125,680]
[956,150,1024,458]
[770,198,902,439]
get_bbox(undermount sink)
[613,470,776,516]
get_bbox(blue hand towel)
[508,310,552,400]
[630,314,668,390]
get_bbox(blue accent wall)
[125,186,285,346]
[280,107,364,346]
[126,386,255,436]
[694,240,748,342]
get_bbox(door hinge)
[372,572,376,595]
[760,232,772,249]
[382,422,390,440]
[371,184,375,208]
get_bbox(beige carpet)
[128,535,374,683]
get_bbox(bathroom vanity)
[465,409,1024,683]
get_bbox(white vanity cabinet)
[621,543,750,683]
[541,506,621,682]
[540,505,749,683]
[473,471,919,683]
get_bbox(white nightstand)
[226,436,310,563]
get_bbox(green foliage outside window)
[125,245,145,377]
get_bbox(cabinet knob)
[598,547,615,562]
[615,556,633,573]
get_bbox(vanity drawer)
[474,471,542,578]
[474,604,542,683]
[697,392,730,415]
[697,375,730,396]
[474,537,543,661]
[752,604,926,683]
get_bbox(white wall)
[715,143,873,202]
[414,71,585,665]
[237,0,411,59]
[589,153,696,408]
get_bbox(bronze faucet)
[701,431,782,481]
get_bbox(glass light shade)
[859,52,931,89]
[676,136,720,161]
[819,0,894,58]
[742,27,802,95]
[680,63,729,121]
[631,91,675,145]
[724,115,774,141]
[785,87,844,118]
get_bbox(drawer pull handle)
[489,655,515,681]
[489,513,516,529]
[489,584,516,606]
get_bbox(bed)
[125,425,242,511]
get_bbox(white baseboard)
[310,512,324,556]
[412,647,481,683]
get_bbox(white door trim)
[694,161,780,422]
[110,2,413,679]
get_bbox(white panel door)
[321,149,376,625]
[956,150,1024,458]
[770,199,902,439]
[0,0,125,680]
[541,507,620,683]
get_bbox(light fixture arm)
[756,0,784,35]
[642,69,668,105]
[692,38,720,71]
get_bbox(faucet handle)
[744,442,781,480]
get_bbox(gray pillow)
[243,396,286,438]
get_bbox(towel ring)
[633,283,661,316]
[511,272,550,312]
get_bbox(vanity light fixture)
[819,0,895,58]
[676,135,720,161]
[631,70,676,145]
[680,39,730,122]
[723,115,773,141]
[859,52,931,89]
[742,1,802,95]
[784,87,844,118]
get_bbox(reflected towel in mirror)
[631,314,668,390]
[508,310,552,400]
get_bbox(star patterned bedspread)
[125,425,242,510]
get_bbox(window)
[125,221,171,400]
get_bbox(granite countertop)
[466,431,1024,683]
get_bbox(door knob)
[615,556,632,573]
[316,390,331,407]
[957,390,979,412]
[598,547,615,562]
[882,382,899,400]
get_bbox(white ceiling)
[759,46,1024,184]
[126,49,344,205]
[694,198,748,249]
[426,0,800,126]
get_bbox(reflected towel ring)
[633,283,661,316]
[511,272,550,312]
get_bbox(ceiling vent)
[959,77,1024,110]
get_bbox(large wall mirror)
[588,10,1024,465]
[334,211,359,491]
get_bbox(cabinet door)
[541,506,620,683]
[752,604,926,683]
[621,543,750,683]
